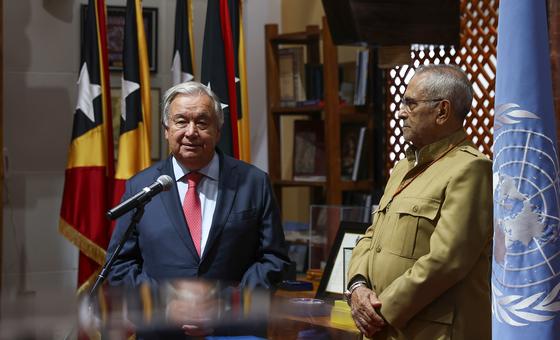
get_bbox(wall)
[1,0,280,322]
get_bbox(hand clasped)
[350,286,386,338]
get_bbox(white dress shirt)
[172,153,219,255]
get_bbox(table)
[268,281,361,339]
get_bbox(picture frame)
[343,247,353,290]
[278,47,305,105]
[292,120,326,182]
[340,123,366,181]
[315,221,369,300]
[110,87,162,161]
[81,5,158,72]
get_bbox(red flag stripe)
[219,0,240,158]
[96,0,115,181]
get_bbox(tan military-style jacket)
[348,129,492,340]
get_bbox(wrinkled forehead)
[170,93,215,115]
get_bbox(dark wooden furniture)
[265,18,375,210]
[321,0,460,46]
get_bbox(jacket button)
[376,246,381,253]
[412,205,419,212]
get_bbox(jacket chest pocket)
[384,197,441,259]
[224,208,258,231]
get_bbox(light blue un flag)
[492,0,560,338]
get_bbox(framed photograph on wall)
[315,221,369,300]
[81,5,158,72]
[110,88,162,161]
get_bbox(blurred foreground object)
[79,279,271,337]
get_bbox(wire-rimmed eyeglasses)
[399,97,443,113]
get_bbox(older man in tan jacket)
[346,64,492,339]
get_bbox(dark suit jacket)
[106,150,289,290]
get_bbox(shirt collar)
[172,152,220,182]
[405,129,468,167]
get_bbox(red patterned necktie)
[183,172,203,256]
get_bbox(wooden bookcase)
[265,18,375,213]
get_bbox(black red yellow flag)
[59,0,114,293]
[232,1,251,162]
[201,0,240,158]
[172,0,195,84]
[113,0,152,208]
[201,0,251,161]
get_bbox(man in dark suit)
[106,81,289,336]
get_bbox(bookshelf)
[265,18,375,212]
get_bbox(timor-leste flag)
[172,0,195,84]
[201,0,240,159]
[201,0,250,161]
[113,0,152,209]
[226,0,251,162]
[236,1,251,162]
[59,0,114,293]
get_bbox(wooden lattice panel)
[385,0,498,174]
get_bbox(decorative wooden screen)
[385,0,498,174]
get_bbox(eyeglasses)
[399,97,443,113]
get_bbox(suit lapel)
[158,157,200,260]
[202,151,238,261]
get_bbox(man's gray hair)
[414,64,473,119]
[161,81,224,128]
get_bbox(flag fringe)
[59,218,107,267]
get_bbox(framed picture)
[292,120,326,182]
[278,47,305,105]
[81,5,158,72]
[110,88,162,161]
[315,221,369,300]
[340,124,366,181]
[343,247,353,290]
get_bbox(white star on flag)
[75,63,101,123]
[172,51,194,84]
[121,78,140,121]
[206,82,229,111]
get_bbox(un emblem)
[492,103,560,326]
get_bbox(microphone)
[107,175,174,220]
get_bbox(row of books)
[292,120,367,182]
[278,47,369,107]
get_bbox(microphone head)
[156,175,174,191]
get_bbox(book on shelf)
[305,63,323,101]
[352,126,366,181]
[278,47,306,107]
[338,61,356,105]
[340,123,366,181]
[292,120,326,182]
[353,48,369,106]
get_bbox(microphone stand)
[65,203,147,340]
[89,203,146,300]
